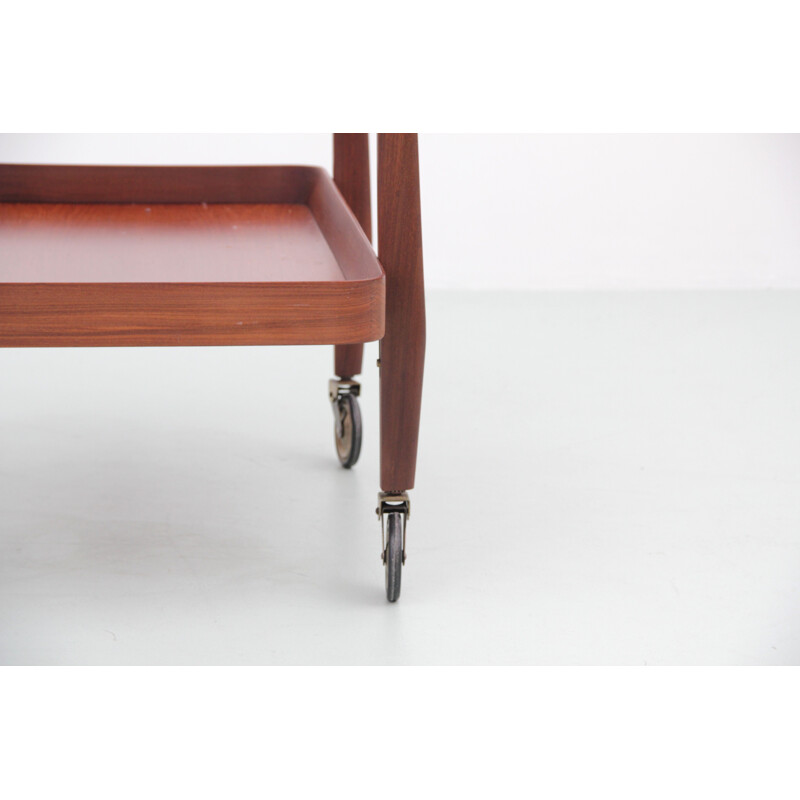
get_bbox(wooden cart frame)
[0,133,425,601]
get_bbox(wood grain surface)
[0,202,345,283]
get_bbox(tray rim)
[0,164,385,347]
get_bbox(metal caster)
[378,492,409,603]
[329,379,362,468]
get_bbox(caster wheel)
[383,511,405,603]
[334,392,362,468]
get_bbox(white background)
[2,133,798,290]
[3,0,800,794]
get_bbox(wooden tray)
[0,165,385,347]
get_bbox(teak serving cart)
[0,133,425,602]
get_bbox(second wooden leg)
[333,134,371,383]
[334,343,364,380]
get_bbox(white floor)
[1,291,799,664]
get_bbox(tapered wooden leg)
[378,134,425,492]
[333,133,372,379]
[334,343,364,381]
